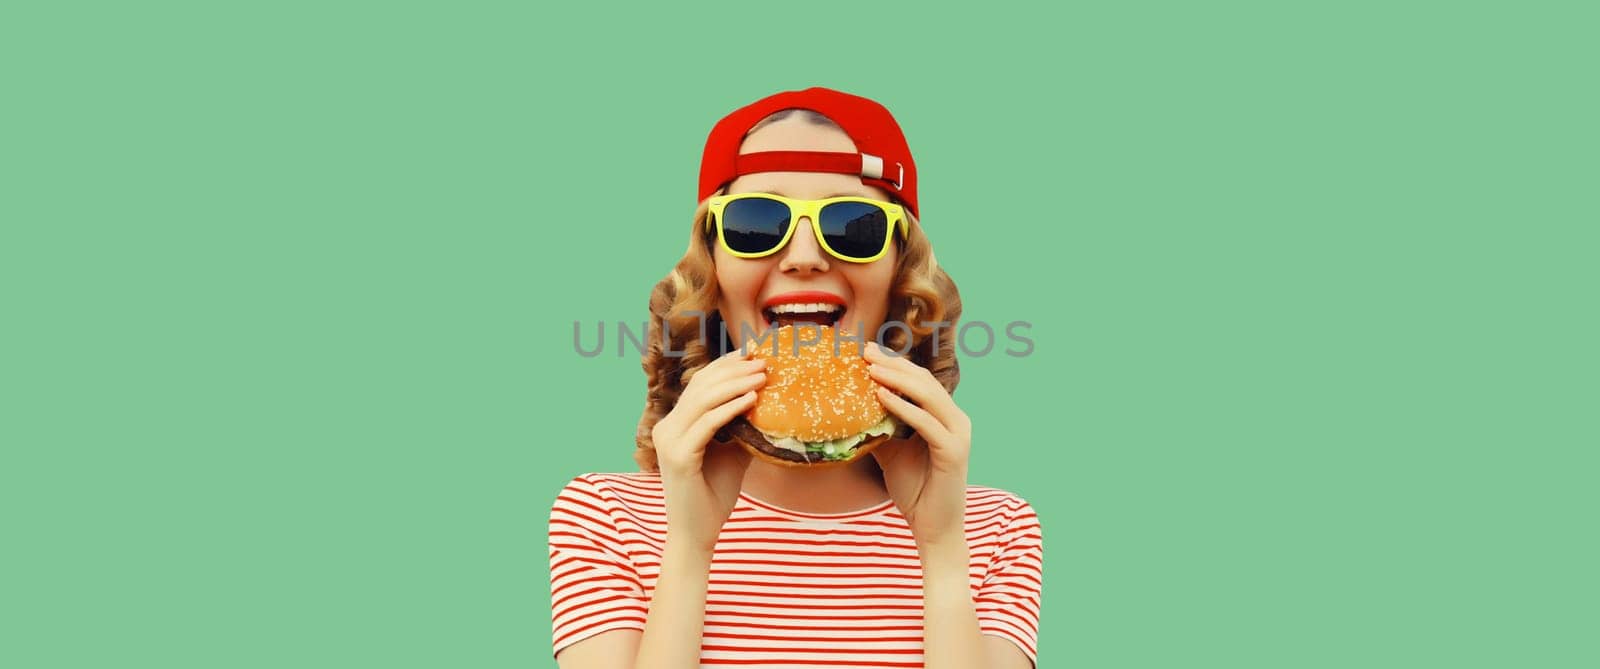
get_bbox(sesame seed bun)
[712,324,893,467]
[748,324,887,441]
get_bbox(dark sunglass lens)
[720,197,791,254]
[819,202,890,259]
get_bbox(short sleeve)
[548,474,649,658]
[974,494,1044,666]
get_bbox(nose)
[778,217,830,274]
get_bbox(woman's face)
[714,116,900,349]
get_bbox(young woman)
[548,87,1043,668]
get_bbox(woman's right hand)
[650,347,767,554]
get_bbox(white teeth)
[767,302,843,314]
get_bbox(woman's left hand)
[863,341,972,550]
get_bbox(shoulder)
[964,484,1041,534]
[550,472,665,517]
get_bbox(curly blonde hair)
[633,112,962,472]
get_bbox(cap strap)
[733,150,861,177]
[732,150,902,189]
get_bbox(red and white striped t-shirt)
[548,472,1044,667]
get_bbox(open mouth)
[761,302,845,332]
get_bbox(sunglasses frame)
[705,193,909,264]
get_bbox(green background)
[3,1,1594,667]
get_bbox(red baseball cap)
[698,86,920,219]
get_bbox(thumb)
[870,438,901,469]
[705,441,753,490]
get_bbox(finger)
[680,353,767,407]
[699,346,760,377]
[717,344,757,363]
[691,351,766,386]
[864,340,927,372]
[864,342,948,395]
[862,341,938,389]
[867,361,963,432]
[863,340,908,363]
[685,389,760,450]
[874,385,947,444]
[677,369,767,420]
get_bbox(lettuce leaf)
[763,415,900,462]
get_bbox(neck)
[740,457,888,514]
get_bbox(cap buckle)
[860,153,904,190]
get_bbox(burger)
[716,323,902,467]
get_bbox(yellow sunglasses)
[706,193,909,263]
